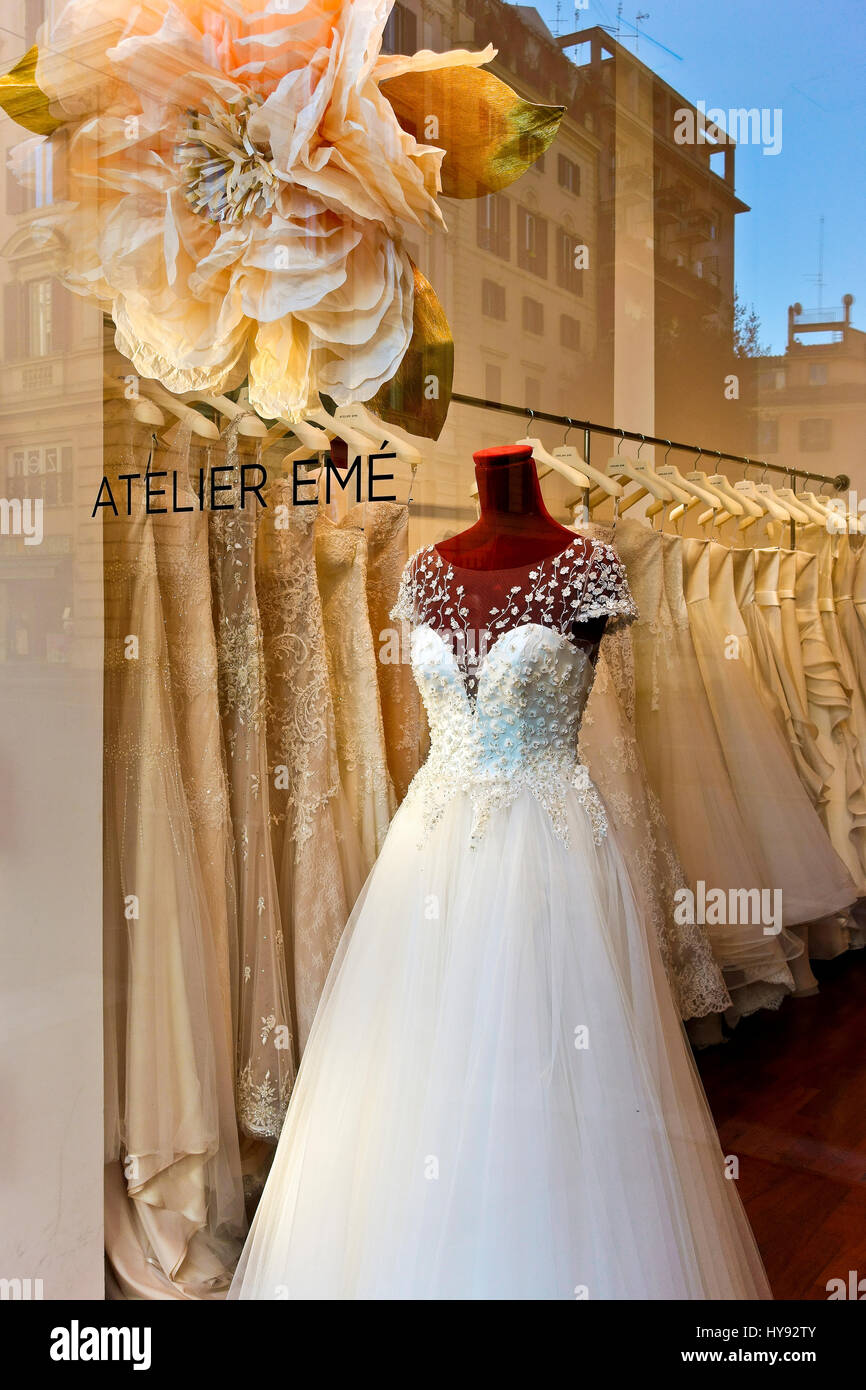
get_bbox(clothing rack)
[450,391,850,493]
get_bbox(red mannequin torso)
[434,445,606,647]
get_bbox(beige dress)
[103,414,245,1298]
[612,519,796,1016]
[793,546,866,899]
[344,500,421,804]
[576,524,730,1021]
[209,425,296,1141]
[315,512,396,877]
[257,479,364,1052]
[152,421,238,1064]
[685,537,854,926]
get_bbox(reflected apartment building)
[749,296,866,494]
[0,2,103,671]
[384,3,750,535]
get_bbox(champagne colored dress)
[152,421,238,1064]
[209,425,296,1141]
[103,413,245,1298]
[611,520,797,1016]
[343,500,422,804]
[257,479,363,1052]
[315,512,396,877]
[577,524,730,1021]
[688,537,855,926]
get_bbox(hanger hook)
[616,428,625,456]
[636,432,646,459]
[527,407,535,429]
[664,439,673,463]
[743,459,752,481]
[694,445,703,467]
[761,462,769,484]
[563,417,574,445]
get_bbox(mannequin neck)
[435,446,574,570]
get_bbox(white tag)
[734,479,754,491]
[685,471,704,482]
[553,445,584,465]
[708,474,726,485]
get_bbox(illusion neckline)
[417,619,586,710]
[429,534,585,578]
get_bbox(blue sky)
[533,0,866,352]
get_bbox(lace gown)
[209,425,296,1141]
[315,512,396,877]
[257,480,363,1052]
[230,536,771,1300]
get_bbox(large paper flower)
[1,0,562,432]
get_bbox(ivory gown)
[257,479,364,1053]
[343,500,422,804]
[103,413,245,1298]
[609,519,797,1017]
[688,537,855,929]
[576,525,730,1021]
[209,425,296,1141]
[315,512,396,877]
[230,534,771,1300]
[793,547,866,903]
[152,421,238,1065]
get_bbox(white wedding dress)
[230,537,771,1300]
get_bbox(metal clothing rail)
[450,391,851,493]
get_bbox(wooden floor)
[698,947,866,1300]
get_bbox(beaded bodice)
[391,537,637,847]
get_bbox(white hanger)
[775,476,827,525]
[653,443,724,511]
[704,454,759,519]
[607,434,692,510]
[515,433,590,489]
[553,422,622,500]
[334,401,422,466]
[135,380,220,439]
[732,465,789,531]
[183,390,268,437]
[305,406,371,455]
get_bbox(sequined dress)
[230,535,770,1300]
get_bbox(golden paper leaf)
[381,66,564,199]
[0,47,62,136]
[370,261,453,440]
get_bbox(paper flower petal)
[380,64,564,198]
[371,260,453,440]
[0,46,62,135]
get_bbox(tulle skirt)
[229,785,771,1300]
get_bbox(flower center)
[176,97,278,223]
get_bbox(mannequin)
[434,444,606,647]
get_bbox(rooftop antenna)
[803,215,826,312]
[635,11,650,52]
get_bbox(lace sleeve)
[390,554,416,625]
[580,542,638,627]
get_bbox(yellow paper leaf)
[0,47,62,136]
[381,65,564,198]
[371,261,453,440]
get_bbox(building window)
[482,279,506,320]
[799,418,831,452]
[758,368,786,392]
[809,363,828,386]
[381,3,417,54]
[558,154,581,196]
[477,194,510,260]
[525,377,541,410]
[517,206,548,278]
[484,363,502,401]
[4,278,63,360]
[757,418,778,454]
[560,314,581,351]
[7,444,73,506]
[556,228,584,295]
[522,297,544,334]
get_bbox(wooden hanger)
[554,421,622,500]
[182,390,268,437]
[334,401,421,466]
